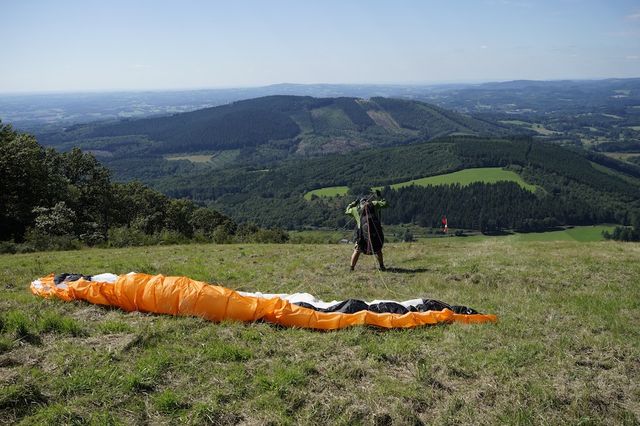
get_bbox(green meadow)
[1,237,639,424]
[380,167,537,192]
[305,167,537,199]
[164,150,240,168]
[165,154,213,163]
[303,186,349,200]
[507,225,616,242]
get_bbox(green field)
[290,225,615,244]
[1,239,639,424]
[164,150,240,168]
[306,168,537,199]
[499,120,531,126]
[165,154,213,163]
[379,167,538,192]
[499,120,558,136]
[604,152,640,161]
[304,186,349,200]
[507,225,615,242]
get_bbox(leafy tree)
[190,207,235,236]
[0,125,251,249]
[0,122,56,241]
[60,148,112,239]
[165,199,196,237]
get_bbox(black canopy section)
[294,298,482,315]
[51,272,483,316]
[54,273,92,285]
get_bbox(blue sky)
[1,0,639,92]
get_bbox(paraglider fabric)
[30,273,497,330]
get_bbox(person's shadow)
[384,267,429,274]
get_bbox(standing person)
[345,190,388,271]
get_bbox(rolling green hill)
[41,96,515,166]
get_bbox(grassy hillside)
[303,186,349,200]
[305,168,537,199]
[1,240,639,424]
[377,167,538,192]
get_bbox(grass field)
[1,238,639,424]
[604,152,640,161]
[306,168,537,199]
[499,120,558,136]
[290,225,615,244]
[507,225,615,242]
[164,150,240,168]
[304,186,350,200]
[378,167,538,192]
[165,154,213,163]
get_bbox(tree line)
[0,122,287,253]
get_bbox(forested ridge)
[147,136,640,232]
[39,95,516,165]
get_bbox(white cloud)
[480,45,488,49]
[626,55,639,60]
[626,11,640,21]
[606,30,640,38]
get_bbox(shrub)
[107,226,153,247]
[0,241,17,254]
[250,228,290,244]
[212,226,233,244]
[157,229,190,245]
[23,229,82,252]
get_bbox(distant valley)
[2,80,640,232]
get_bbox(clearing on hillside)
[164,150,240,168]
[305,168,537,199]
[377,167,537,192]
[165,153,213,163]
[304,186,349,200]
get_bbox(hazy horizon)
[4,77,640,97]
[2,0,639,93]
